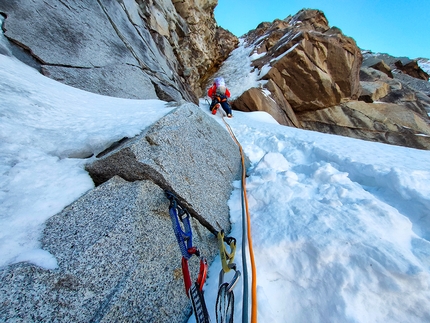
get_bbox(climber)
[207,77,233,118]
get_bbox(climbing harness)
[166,191,211,323]
[222,117,258,323]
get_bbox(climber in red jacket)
[207,77,233,118]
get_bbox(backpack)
[216,85,226,95]
[214,77,226,95]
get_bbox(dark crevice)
[57,0,72,11]
[42,63,94,69]
[96,137,130,158]
[7,37,45,64]
[1,36,43,72]
[86,148,219,238]
[151,81,176,102]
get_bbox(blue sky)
[215,0,430,59]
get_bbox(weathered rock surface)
[238,9,363,113]
[86,103,242,233]
[232,85,300,127]
[0,104,243,322]
[362,51,430,96]
[359,81,390,103]
[230,9,430,150]
[1,178,190,322]
[359,66,430,116]
[299,101,430,150]
[0,0,238,101]
[148,0,239,96]
[362,51,430,81]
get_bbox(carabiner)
[166,191,194,259]
[182,254,209,297]
[218,264,241,293]
[217,230,237,273]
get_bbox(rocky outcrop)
[86,103,242,233]
[231,9,430,150]
[359,66,430,113]
[362,51,430,81]
[140,0,238,97]
[0,0,238,102]
[232,85,300,127]
[232,9,363,116]
[299,101,430,150]
[239,9,363,112]
[0,104,243,322]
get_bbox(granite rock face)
[1,178,191,322]
[86,103,242,235]
[231,9,430,150]
[0,0,238,102]
[87,104,241,231]
[0,104,243,322]
[238,9,363,113]
[299,101,430,150]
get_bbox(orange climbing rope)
[222,116,258,323]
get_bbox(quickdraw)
[183,251,210,323]
[181,249,208,297]
[166,190,194,259]
[217,230,237,273]
[165,191,241,323]
[165,191,211,323]
[216,232,241,323]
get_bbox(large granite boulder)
[86,103,242,233]
[232,9,363,120]
[0,104,243,322]
[1,178,191,322]
[233,84,300,127]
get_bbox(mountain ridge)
[1,3,428,149]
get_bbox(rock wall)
[232,10,363,124]
[0,104,243,322]
[231,9,430,150]
[0,0,238,102]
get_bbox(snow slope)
[0,52,172,269]
[1,31,430,322]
